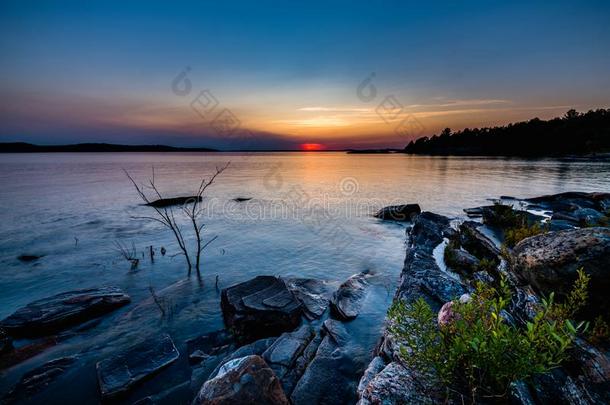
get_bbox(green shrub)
[388,273,589,402]
[504,222,545,247]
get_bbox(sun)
[300,143,324,151]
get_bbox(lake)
[0,152,609,403]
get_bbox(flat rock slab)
[375,204,421,221]
[0,287,131,337]
[285,278,334,320]
[96,333,179,399]
[221,276,302,343]
[330,272,370,320]
[262,325,314,379]
[2,357,76,404]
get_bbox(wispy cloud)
[297,106,372,112]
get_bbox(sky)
[1,0,609,150]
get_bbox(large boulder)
[221,276,302,343]
[512,227,610,314]
[374,204,421,221]
[330,272,370,320]
[0,287,131,337]
[96,333,179,399]
[193,355,289,405]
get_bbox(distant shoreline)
[0,142,218,153]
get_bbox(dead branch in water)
[114,240,139,270]
[124,163,229,277]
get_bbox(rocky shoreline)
[1,192,609,404]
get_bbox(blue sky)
[1,0,609,149]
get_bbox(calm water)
[0,152,609,403]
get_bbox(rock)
[463,207,484,218]
[481,205,543,228]
[512,227,610,315]
[0,328,12,355]
[357,356,385,397]
[437,301,456,327]
[459,221,501,262]
[187,329,235,365]
[358,362,444,405]
[290,320,360,405]
[444,248,479,273]
[0,287,131,337]
[285,278,334,320]
[410,212,451,249]
[17,254,43,262]
[525,192,610,212]
[374,204,421,221]
[262,325,314,380]
[572,208,607,225]
[193,355,289,405]
[330,272,370,320]
[2,357,76,403]
[280,331,323,396]
[548,219,576,231]
[472,271,494,285]
[96,333,179,399]
[233,197,252,202]
[209,337,276,376]
[145,196,202,207]
[509,380,536,405]
[221,276,302,343]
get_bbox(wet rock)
[0,286,131,337]
[374,204,421,221]
[472,270,494,285]
[358,362,444,405]
[444,248,479,273]
[233,197,252,202]
[481,205,543,227]
[145,196,201,207]
[187,329,235,365]
[357,356,385,397]
[205,337,277,390]
[548,219,576,231]
[459,221,501,262]
[330,272,370,320]
[410,212,451,249]
[17,254,43,262]
[509,380,536,405]
[290,320,360,405]
[281,331,323,396]
[221,276,302,343]
[3,357,76,404]
[285,278,334,320]
[262,325,314,381]
[512,227,610,315]
[96,333,179,399]
[193,355,289,405]
[463,206,484,218]
[525,192,610,212]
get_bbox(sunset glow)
[300,143,324,151]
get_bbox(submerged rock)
[374,204,421,221]
[0,328,12,355]
[193,355,289,405]
[330,272,370,320]
[0,287,131,337]
[96,333,179,399]
[17,254,43,262]
[145,196,201,207]
[512,227,610,315]
[221,276,302,343]
[2,357,76,404]
[187,329,235,365]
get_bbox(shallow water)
[0,152,608,403]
